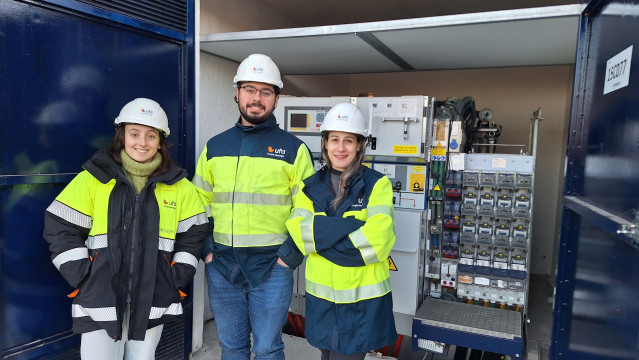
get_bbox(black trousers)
[320,349,367,360]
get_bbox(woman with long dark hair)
[44,98,207,360]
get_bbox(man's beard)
[239,102,273,126]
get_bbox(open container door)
[0,1,195,359]
[552,0,639,358]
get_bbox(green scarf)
[120,149,162,194]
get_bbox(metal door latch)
[617,224,639,242]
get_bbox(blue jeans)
[206,262,293,360]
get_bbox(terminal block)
[515,173,533,189]
[477,219,493,244]
[492,246,509,277]
[462,187,478,205]
[461,217,477,233]
[463,171,479,187]
[496,188,514,208]
[461,202,477,217]
[511,219,529,248]
[509,248,527,279]
[479,171,497,188]
[497,172,515,189]
[490,276,509,307]
[457,272,474,301]
[513,190,532,219]
[459,242,475,273]
[473,275,491,304]
[507,280,526,311]
[474,244,492,275]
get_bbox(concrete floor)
[191,274,553,360]
[525,274,554,360]
[190,319,321,360]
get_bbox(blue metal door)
[552,0,639,358]
[0,1,195,359]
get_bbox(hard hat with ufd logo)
[114,98,170,137]
[233,54,283,92]
[320,103,368,137]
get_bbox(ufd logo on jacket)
[267,146,286,158]
[350,198,364,209]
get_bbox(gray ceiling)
[256,0,580,27]
[200,1,585,75]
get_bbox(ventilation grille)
[155,318,186,360]
[76,0,188,33]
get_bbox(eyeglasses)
[239,85,275,99]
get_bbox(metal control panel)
[275,97,350,153]
[355,96,434,158]
[373,162,428,210]
[286,107,327,134]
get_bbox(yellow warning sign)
[410,173,425,192]
[393,145,418,155]
[413,166,425,173]
[433,184,441,191]
[432,148,446,156]
[388,256,398,271]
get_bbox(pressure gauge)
[479,108,493,121]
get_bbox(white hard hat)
[233,54,283,91]
[320,103,368,137]
[114,98,170,136]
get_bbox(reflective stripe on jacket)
[43,151,208,340]
[285,165,397,354]
[193,115,314,286]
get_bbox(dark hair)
[321,132,367,211]
[105,125,172,178]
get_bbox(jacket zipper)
[127,194,139,303]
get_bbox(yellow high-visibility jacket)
[44,151,207,340]
[285,165,397,354]
[193,116,314,286]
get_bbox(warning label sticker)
[393,145,418,155]
[432,144,446,156]
[388,256,398,271]
[410,173,425,192]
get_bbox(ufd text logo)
[267,146,286,155]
